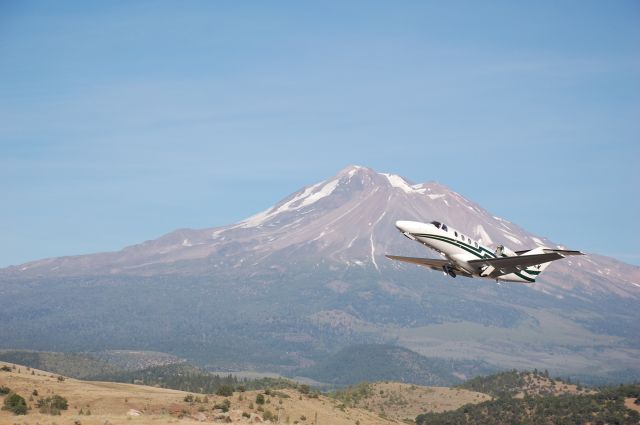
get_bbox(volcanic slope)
[1,166,639,380]
[5,165,638,298]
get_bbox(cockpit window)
[442,224,448,231]
[431,221,441,228]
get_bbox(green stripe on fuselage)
[413,233,538,282]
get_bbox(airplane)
[386,220,583,283]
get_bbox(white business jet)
[386,220,583,283]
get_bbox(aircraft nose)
[395,220,410,232]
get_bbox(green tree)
[216,385,233,396]
[2,392,27,415]
[298,384,310,395]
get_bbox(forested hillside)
[0,350,122,378]
[298,344,495,386]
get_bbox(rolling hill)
[296,344,495,386]
[0,360,484,424]
[2,360,639,425]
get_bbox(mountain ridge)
[3,165,638,298]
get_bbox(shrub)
[216,385,233,397]
[0,386,11,395]
[263,410,276,421]
[255,393,265,405]
[2,392,27,415]
[298,384,310,395]
[36,395,69,414]
[213,399,231,413]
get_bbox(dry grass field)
[333,382,491,422]
[624,397,640,413]
[0,361,496,425]
[0,361,403,425]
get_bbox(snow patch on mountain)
[503,234,522,245]
[345,165,363,178]
[311,231,326,242]
[474,225,493,245]
[532,237,545,246]
[370,233,379,271]
[381,173,414,194]
[298,178,340,208]
[240,178,341,228]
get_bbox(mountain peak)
[335,165,446,197]
[336,164,369,176]
[4,165,639,298]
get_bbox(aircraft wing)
[467,252,567,275]
[385,255,473,277]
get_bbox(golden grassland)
[335,382,491,423]
[0,361,489,425]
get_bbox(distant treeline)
[89,362,297,393]
[0,350,122,378]
[0,350,298,394]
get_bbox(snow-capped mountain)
[2,165,640,380]
[5,165,639,298]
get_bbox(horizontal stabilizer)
[516,248,584,256]
[543,249,584,256]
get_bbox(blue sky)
[1,1,639,266]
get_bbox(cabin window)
[454,231,458,237]
[474,242,478,247]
